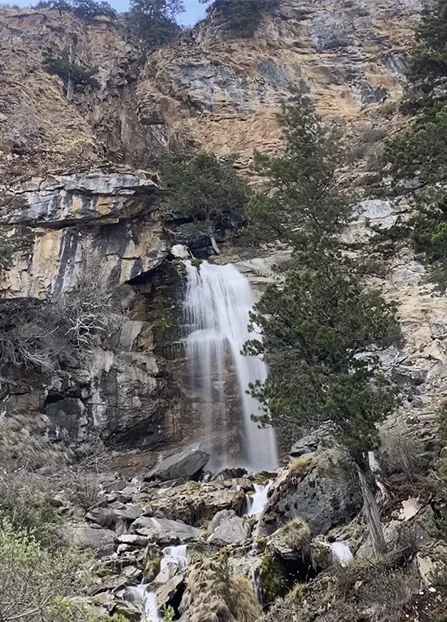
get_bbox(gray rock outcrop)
[207,510,250,545]
[146,449,210,482]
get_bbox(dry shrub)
[182,558,261,622]
[0,276,122,371]
[70,472,102,512]
[262,557,420,622]
[379,431,426,479]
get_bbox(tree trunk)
[354,453,387,556]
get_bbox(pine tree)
[247,97,401,555]
[129,0,184,47]
[156,153,249,254]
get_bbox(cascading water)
[246,482,272,517]
[330,542,353,567]
[125,586,160,622]
[159,545,188,579]
[183,261,278,472]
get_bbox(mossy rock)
[268,518,312,560]
[259,551,290,604]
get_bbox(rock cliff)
[0,0,429,181]
[2,2,447,621]
[0,0,437,459]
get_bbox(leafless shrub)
[0,276,123,371]
[69,472,102,513]
[379,432,426,479]
[59,275,122,348]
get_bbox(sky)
[12,0,208,25]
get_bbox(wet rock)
[130,517,200,544]
[207,510,250,545]
[154,575,185,609]
[145,449,210,482]
[60,526,115,557]
[212,467,248,481]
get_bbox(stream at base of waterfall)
[183,261,278,472]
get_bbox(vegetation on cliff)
[156,153,250,253]
[381,0,447,290]
[200,0,280,37]
[128,0,184,47]
[35,0,116,19]
[247,97,401,555]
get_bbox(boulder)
[116,534,149,547]
[154,575,185,610]
[85,507,116,529]
[144,481,246,526]
[260,449,362,536]
[60,526,115,557]
[207,510,250,546]
[289,424,335,458]
[145,449,210,482]
[130,517,200,544]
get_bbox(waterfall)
[246,482,271,516]
[183,261,278,472]
[159,545,188,579]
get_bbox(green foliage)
[34,0,116,18]
[0,523,91,622]
[0,475,60,546]
[162,605,176,621]
[249,96,352,266]
[43,54,100,90]
[157,153,250,251]
[128,0,183,47]
[405,0,447,106]
[245,265,400,451]
[247,95,400,558]
[202,0,279,37]
[381,1,447,290]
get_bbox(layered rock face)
[0,0,429,182]
[0,171,182,452]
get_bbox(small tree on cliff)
[156,153,250,254]
[246,97,401,555]
[129,0,184,47]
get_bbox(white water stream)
[246,482,271,516]
[184,261,278,472]
[159,544,188,579]
[126,586,160,622]
[330,541,354,567]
